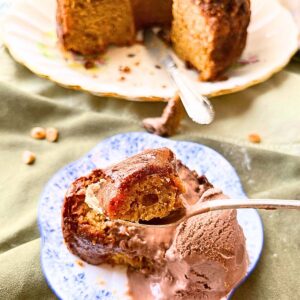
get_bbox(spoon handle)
[187,199,300,220]
[162,55,215,125]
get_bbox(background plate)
[38,132,264,300]
[280,0,300,48]
[2,0,299,101]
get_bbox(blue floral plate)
[38,132,264,300]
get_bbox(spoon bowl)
[122,198,300,230]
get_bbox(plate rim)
[37,132,264,300]
[2,0,299,101]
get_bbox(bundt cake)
[56,0,250,81]
[56,0,136,55]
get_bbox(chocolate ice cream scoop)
[127,194,300,300]
[127,189,248,300]
[159,207,248,300]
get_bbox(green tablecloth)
[0,42,300,299]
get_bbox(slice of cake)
[171,0,251,80]
[62,148,186,269]
[85,148,185,222]
[61,150,219,270]
[56,0,136,55]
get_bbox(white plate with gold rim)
[1,0,299,101]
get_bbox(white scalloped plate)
[38,132,264,300]
[280,0,300,48]
[1,0,298,101]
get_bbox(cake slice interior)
[57,0,136,55]
[85,148,185,222]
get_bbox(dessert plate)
[280,0,300,48]
[38,132,264,300]
[1,0,299,101]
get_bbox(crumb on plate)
[76,260,84,267]
[84,60,95,69]
[119,66,131,73]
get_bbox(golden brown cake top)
[192,0,250,16]
[104,147,177,186]
[94,148,184,221]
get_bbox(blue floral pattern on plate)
[38,132,264,300]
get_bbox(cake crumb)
[119,76,126,81]
[155,65,161,69]
[22,151,36,165]
[84,60,95,69]
[119,66,131,73]
[134,61,140,66]
[76,260,84,267]
[248,133,261,144]
[98,279,106,286]
[127,53,135,58]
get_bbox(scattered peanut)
[46,127,59,142]
[248,133,261,144]
[22,151,36,165]
[30,127,46,140]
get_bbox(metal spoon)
[144,29,215,125]
[129,198,300,229]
